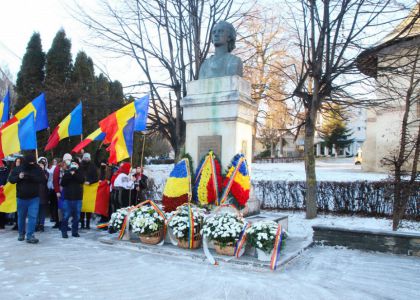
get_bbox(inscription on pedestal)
[198,135,222,161]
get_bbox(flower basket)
[168,204,205,250]
[246,221,286,259]
[139,229,164,245]
[256,248,274,261]
[109,206,134,232]
[131,205,166,244]
[202,212,244,255]
[177,233,202,249]
[214,241,236,256]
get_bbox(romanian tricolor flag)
[72,127,105,153]
[0,113,37,159]
[45,102,83,151]
[193,151,222,206]
[134,95,149,131]
[0,90,10,123]
[0,183,17,213]
[81,181,110,216]
[162,158,191,212]
[99,102,136,144]
[99,96,149,144]
[106,117,134,164]
[1,93,48,132]
[220,153,251,207]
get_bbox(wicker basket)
[177,234,202,249]
[139,229,163,245]
[214,242,235,256]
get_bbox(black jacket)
[39,170,49,205]
[80,161,98,184]
[60,170,84,200]
[9,164,44,199]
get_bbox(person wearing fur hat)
[79,152,98,229]
[60,160,84,238]
[8,153,44,243]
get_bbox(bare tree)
[236,5,288,155]
[72,0,245,160]
[355,3,420,229]
[378,47,420,230]
[282,0,410,218]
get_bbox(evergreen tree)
[15,32,45,112]
[320,105,354,156]
[44,29,73,157]
[71,51,96,136]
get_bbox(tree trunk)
[304,106,318,219]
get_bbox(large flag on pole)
[0,113,37,159]
[99,95,149,144]
[0,90,10,123]
[45,102,83,151]
[134,95,149,131]
[72,127,105,153]
[107,117,134,164]
[1,93,48,131]
[99,102,135,144]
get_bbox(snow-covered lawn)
[143,159,389,193]
[0,221,419,300]
[283,210,420,238]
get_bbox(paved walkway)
[1,224,420,299]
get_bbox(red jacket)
[53,166,62,193]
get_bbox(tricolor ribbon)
[219,157,244,205]
[270,224,283,271]
[234,222,250,258]
[210,153,220,205]
[187,204,195,249]
[118,200,167,241]
[96,223,109,229]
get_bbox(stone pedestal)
[181,75,259,214]
[181,75,257,169]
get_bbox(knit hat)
[24,154,36,164]
[63,153,72,161]
[82,153,91,161]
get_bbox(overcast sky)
[0,0,141,89]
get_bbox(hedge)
[253,180,420,219]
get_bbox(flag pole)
[140,134,146,169]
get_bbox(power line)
[0,40,22,61]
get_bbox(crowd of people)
[0,150,149,244]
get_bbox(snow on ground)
[143,159,389,192]
[0,222,419,300]
[281,210,420,238]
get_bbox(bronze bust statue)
[199,21,243,79]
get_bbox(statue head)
[211,21,237,53]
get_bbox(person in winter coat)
[0,159,10,229]
[53,153,72,229]
[10,157,22,231]
[8,154,44,244]
[60,161,84,238]
[36,157,49,232]
[47,158,58,228]
[79,152,98,229]
[110,162,134,212]
[134,166,149,204]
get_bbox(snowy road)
[1,224,419,300]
